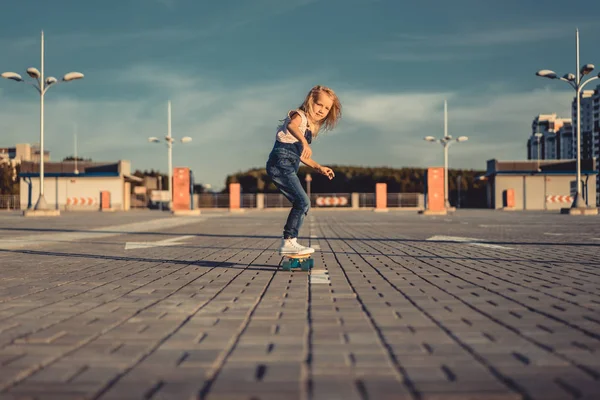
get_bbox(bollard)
[374,183,389,212]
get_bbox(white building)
[19,160,141,211]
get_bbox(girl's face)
[311,92,334,121]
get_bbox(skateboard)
[281,254,315,271]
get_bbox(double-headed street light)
[536,29,599,212]
[148,100,192,210]
[424,100,468,209]
[1,31,84,212]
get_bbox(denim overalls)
[266,118,313,239]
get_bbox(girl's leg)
[270,172,310,238]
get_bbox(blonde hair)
[298,85,342,135]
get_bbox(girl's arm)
[287,113,312,160]
[300,156,335,180]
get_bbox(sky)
[1,0,599,191]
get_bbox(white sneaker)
[279,238,315,255]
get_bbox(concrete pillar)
[417,194,425,209]
[351,192,359,209]
[229,183,243,213]
[374,183,388,212]
[256,193,264,209]
[421,167,447,215]
[123,182,131,211]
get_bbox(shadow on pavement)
[2,227,600,247]
[0,249,281,272]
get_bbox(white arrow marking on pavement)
[125,235,194,250]
[426,235,513,250]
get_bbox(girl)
[266,85,342,255]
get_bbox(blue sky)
[1,0,599,190]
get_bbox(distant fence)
[0,195,20,210]
[194,192,423,209]
[128,192,423,210]
[3,192,423,211]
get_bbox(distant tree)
[0,163,19,195]
[193,184,211,194]
[223,165,487,207]
[131,170,167,191]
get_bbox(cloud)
[0,65,317,190]
[377,23,588,62]
[329,87,574,170]
[154,0,177,7]
[0,63,577,190]
[393,26,571,48]
[1,0,321,52]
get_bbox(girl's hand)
[320,166,335,180]
[301,142,312,160]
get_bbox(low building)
[483,159,597,210]
[19,160,142,211]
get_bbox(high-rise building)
[557,122,574,160]
[527,114,571,161]
[570,84,600,205]
[528,83,600,205]
[0,143,49,181]
[573,90,596,160]
[0,143,50,166]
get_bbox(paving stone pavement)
[0,209,599,400]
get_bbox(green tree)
[0,163,19,195]
[223,165,487,207]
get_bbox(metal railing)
[387,193,422,207]
[0,195,20,210]
[195,192,423,209]
[3,192,425,211]
[264,193,292,208]
[197,193,230,208]
[356,193,373,207]
[242,194,256,208]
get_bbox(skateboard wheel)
[299,258,313,271]
[282,260,293,271]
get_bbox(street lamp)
[148,100,192,210]
[536,28,599,211]
[1,31,83,211]
[424,100,469,209]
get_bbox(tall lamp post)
[148,100,192,210]
[1,31,84,212]
[424,100,468,209]
[536,28,599,212]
